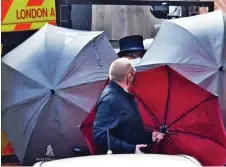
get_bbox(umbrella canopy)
[143,38,154,50]
[2,24,117,165]
[137,10,226,127]
[133,66,226,166]
[80,65,226,166]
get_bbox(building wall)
[91,5,163,40]
[214,0,226,11]
[55,0,163,40]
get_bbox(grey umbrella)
[136,10,226,127]
[1,24,117,165]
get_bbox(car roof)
[34,154,202,167]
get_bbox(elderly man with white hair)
[93,58,164,155]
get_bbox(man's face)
[123,51,144,60]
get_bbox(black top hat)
[118,35,146,58]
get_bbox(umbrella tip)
[218,66,223,72]
[50,89,55,94]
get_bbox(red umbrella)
[80,79,109,155]
[80,66,226,166]
[80,106,99,155]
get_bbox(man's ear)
[127,73,133,82]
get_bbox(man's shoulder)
[99,86,119,101]
[97,85,124,105]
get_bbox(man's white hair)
[109,58,135,82]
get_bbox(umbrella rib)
[56,93,87,115]
[2,92,49,113]
[167,96,215,128]
[164,66,171,125]
[134,93,161,127]
[198,70,218,85]
[54,94,90,152]
[55,33,103,87]
[145,126,159,131]
[44,32,54,85]
[2,62,50,89]
[169,130,226,149]
[169,22,217,66]
[22,94,50,138]
[166,135,181,153]
[170,63,216,70]
[57,78,106,91]
[163,135,181,154]
[56,46,89,87]
[54,96,74,152]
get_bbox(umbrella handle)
[140,144,152,153]
[107,129,113,155]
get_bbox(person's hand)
[135,144,147,154]
[152,131,165,143]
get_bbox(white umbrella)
[137,10,226,127]
[143,38,154,50]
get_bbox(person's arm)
[93,96,136,153]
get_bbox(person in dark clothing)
[117,35,146,59]
[93,58,164,154]
[117,35,146,66]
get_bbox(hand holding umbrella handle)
[139,144,152,153]
[152,131,165,143]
